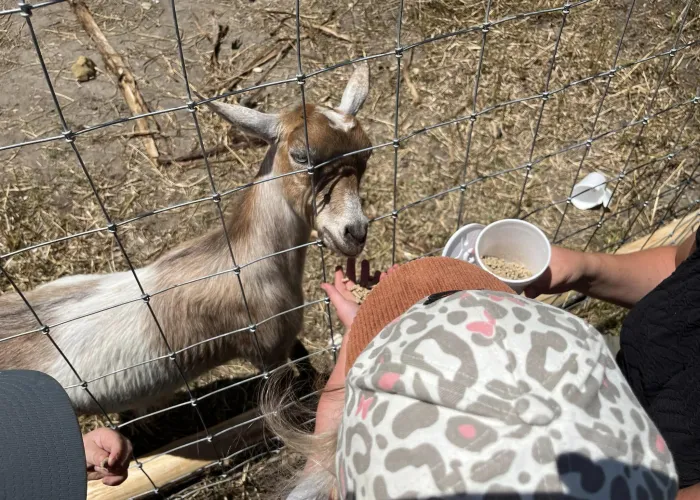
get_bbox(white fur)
[320,107,356,132]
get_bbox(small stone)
[71,56,97,82]
[481,256,532,280]
[141,1,151,9]
[252,67,263,73]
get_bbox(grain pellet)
[481,255,532,280]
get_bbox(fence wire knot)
[18,2,31,17]
[62,130,75,143]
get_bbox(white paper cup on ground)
[474,219,551,294]
[571,172,613,210]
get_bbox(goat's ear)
[337,62,369,116]
[205,100,280,143]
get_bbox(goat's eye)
[290,150,308,165]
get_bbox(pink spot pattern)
[458,424,477,439]
[356,394,374,419]
[378,372,400,391]
[466,321,494,337]
[488,295,504,302]
[655,435,666,453]
[466,308,497,337]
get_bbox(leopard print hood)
[337,290,677,499]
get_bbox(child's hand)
[84,427,133,486]
[321,258,398,329]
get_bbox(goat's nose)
[345,221,368,244]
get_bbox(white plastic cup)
[571,172,611,210]
[474,219,551,294]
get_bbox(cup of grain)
[474,219,551,294]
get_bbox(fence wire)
[0,0,698,497]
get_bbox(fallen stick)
[159,137,266,166]
[70,0,160,162]
[238,42,295,107]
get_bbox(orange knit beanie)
[345,257,514,375]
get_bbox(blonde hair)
[261,365,345,499]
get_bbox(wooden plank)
[615,210,699,254]
[87,209,700,499]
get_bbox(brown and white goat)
[0,64,372,414]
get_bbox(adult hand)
[84,427,133,486]
[321,258,399,330]
[524,246,589,299]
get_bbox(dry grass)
[1,0,699,497]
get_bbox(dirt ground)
[1,0,699,498]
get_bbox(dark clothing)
[618,228,700,488]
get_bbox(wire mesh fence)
[0,0,699,497]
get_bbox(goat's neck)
[232,143,310,262]
[154,144,310,284]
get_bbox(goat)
[0,64,372,414]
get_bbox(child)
[272,257,678,499]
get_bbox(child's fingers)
[87,447,110,473]
[379,264,399,282]
[321,283,350,307]
[334,267,347,290]
[102,473,128,487]
[101,431,128,468]
[333,269,356,301]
